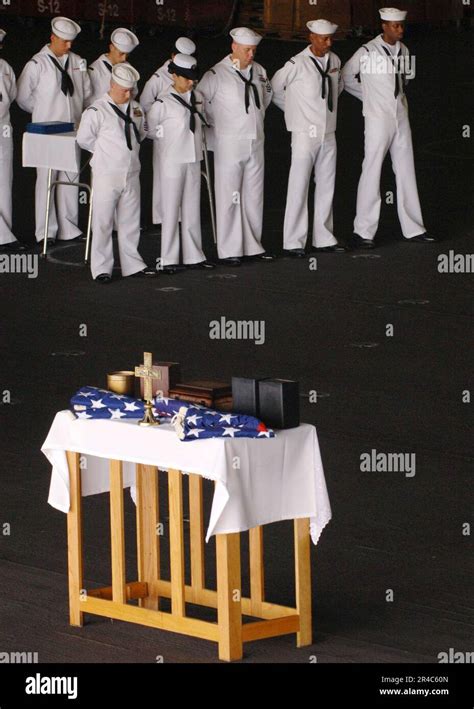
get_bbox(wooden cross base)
[65,451,313,661]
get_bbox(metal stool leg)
[41,168,53,259]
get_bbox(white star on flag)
[187,414,202,426]
[258,430,272,438]
[108,408,126,419]
[90,398,106,409]
[124,401,141,412]
[80,391,95,397]
[222,427,240,437]
[219,414,235,424]
[76,411,92,419]
[188,428,205,437]
[110,394,125,400]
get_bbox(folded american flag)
[70,387,275,440]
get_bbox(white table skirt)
[22,131,80,172]
[42,410,332,545]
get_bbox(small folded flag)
[70,385,147,420]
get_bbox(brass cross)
[135,352,162,426]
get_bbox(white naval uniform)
[76,94,147,279]
[146,87,206,266]
[272,47,343,249]
[16,45,91,241]
[140,59,173,224]
[342,35,425,240]
[198,56,273,259]
[87,54,139,106]
[0,57,17,245]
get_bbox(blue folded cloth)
[26,121,74,134]
[70,387,275,440]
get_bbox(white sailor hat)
[379,7,407,21]
[51,16,81,41]
[0,29,6,44]
[111,28,139,54]
[112,62,140,89]
[306,19,338,35]
[174,36,196,55]
[229,27,262,46]
[168,53,198,80]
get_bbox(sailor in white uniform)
[16,16,91,244]
[146,54,215,273]
[88,27,139,105]
[198,27,274,265]
[272,19,346,257]
[0,29,24,250]
[140,36,196,226]
[342,7,435,248]
[76,64,155,282]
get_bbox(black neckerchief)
[171,91,209,133]
[48,54,74,97]
[102,59,112,73]
[108,102,140,150]
[309,54,333,112]
[381,45,403,98]
[235,65,261,114]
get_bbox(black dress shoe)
[283,248,306,258]
[69,234,86,243]
[38,238,56,247]
[187,260,217,270]
[312,244,347,253]
[131,267,157,277]
[219,257,241,266]
[253,252,275,261]
[353,234,375,249]
[162,265,178,274]
[405,233,438,243]
[95,273,112,283]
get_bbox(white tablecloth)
[41,410,332,545]
[22,131,80,172]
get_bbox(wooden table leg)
[66,451,83,627]
[168,469,185,617]
[294,517,312,647]
[249,526,264,616]
[110,459,126,604]
[216,532,242,661]
[189,474,205,602]
[136,464,160,610]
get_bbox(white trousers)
[159,160,205,266]
[284,133,338,249]
[0,128,16,245]
[35,168,82,242]
[151,141,162,224]
[90,170,146,279]
[214,139,265,259]
[354,113,425,240]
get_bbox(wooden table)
[65,451,313,661]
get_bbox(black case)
[258,379,300,430]
[232,376,262,417]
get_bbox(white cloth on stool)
[90,170,145,278]
[42,410,332,545]
[159,161,205,265]
[284,132,338,249]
